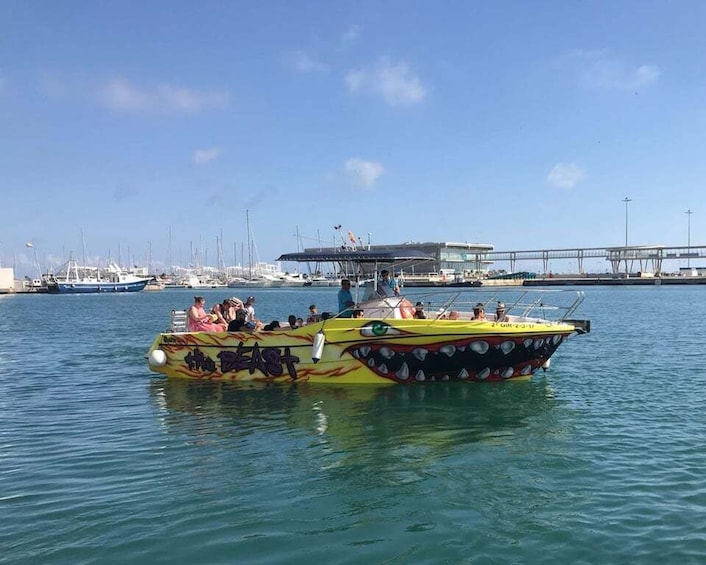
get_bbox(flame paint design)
[147,320,574,384]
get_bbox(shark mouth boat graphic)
[344,324,567,382]
[146,250,590,384]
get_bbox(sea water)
[1,287,705,564]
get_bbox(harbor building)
[302,241,495,281]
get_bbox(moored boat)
[146,251,590,384]
[48,260,150,293]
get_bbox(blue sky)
[3,1,706,276]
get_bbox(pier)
[486,244,706,275]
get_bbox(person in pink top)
[187,296,227,332]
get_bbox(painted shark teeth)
[533,338,544,349]
[500,341,515,354]
[396,362,410,380]
[477,367,490,380]
[501,367,514,379]
[360,345,371,357]
[552,334,562,345]
[523,338,534,348]
[368,358,375,367]
[440,344,456,357]
[470,341,489,354]
[412,348,428,361]
[415,370,426,382]
[458,368,469,379]
[520,364,533,375]
[379,346,394,359]
[378,363,389,375]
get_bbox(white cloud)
[344,158,385,189]
[559,50,660,91]
[342,25,360,44]
[283,50,328,73]
[193,147,222,165]
[96,78,229,114]
[547,162,587,189]
[345,57,427,106]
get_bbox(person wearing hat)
[495,302,509,322]
[244,296,258,325]
[472,302,486,321]
[414,301,427,319]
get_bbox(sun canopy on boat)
[277,250,435,263]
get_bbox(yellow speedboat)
[147,249,589,384]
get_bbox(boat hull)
[147,318,576,384]
[53,280,149,293]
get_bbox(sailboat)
[227,210,286,288]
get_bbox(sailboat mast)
[246,209,252,280]
[81,228,87,266]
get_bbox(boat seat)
[170,309,189,332]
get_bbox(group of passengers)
[410,300,507,321]
[188,295,335,333]
[187,295,260,332]
[188,276,511,333]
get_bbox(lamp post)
[622,197,632,274]
[686,209,693,268]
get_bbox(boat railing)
[334,288,586,324]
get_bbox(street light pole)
[622,197,632,274]
[686,209,693,268]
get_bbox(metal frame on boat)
[146,250,590,384]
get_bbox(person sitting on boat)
[377,269,400,297]
[188,296,227,332]
[414,302,427,319]
[306,304,321,324]
[288,314,297,329]
[227,308,249,331]
[495,302,509,322]
[448,310,460,320]
[212,298,237,325]
[243,296,261,326]
[338,279,355,318]
[227,308,263,331]
[353,309,364,318]
[472,303,486,320]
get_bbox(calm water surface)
[1,287,706,564]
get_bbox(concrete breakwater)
[523,275,706,286]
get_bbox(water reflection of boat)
[149,378,559,449]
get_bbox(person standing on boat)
[338,279,355,318]
[378,269,400,297]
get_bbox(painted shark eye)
[360,321,400,337]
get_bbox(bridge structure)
[485,245,706,275]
